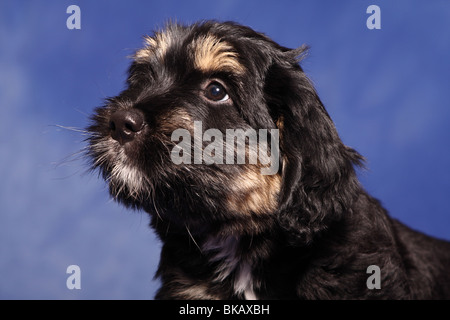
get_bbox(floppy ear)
[265,47,364,244]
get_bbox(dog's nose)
[109,109,144,144]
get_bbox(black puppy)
[87,21,450,299]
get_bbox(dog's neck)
[151,210,278,299]
[202,234,258,300]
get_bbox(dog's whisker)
[53,124,90,135]
[149,186,164,221]
[185,224,202,254]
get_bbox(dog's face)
[88,21,362,240]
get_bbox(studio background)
[1,0,449,299]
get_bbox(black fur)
[87,21,450,299]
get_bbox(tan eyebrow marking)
[192,35,245,74]
[134,31,245,75]
[134,31,173,62]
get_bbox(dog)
[87,21,450,299]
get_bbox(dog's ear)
[265,47,364,244]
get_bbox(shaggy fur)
[87,21,450,299]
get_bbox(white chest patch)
[203,235,258,300]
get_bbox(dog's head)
[87,21,363,241]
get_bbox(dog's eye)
[204,82,229,102]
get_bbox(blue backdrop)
[1,0,449,299]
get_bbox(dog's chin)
[89,136,151,206]
[93,142,208,226]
